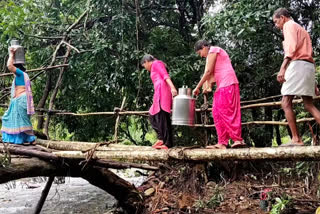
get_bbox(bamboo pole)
[33,176,55,214]
[2,96,317,117]
[0,64,69,77]
[55,111,149,116]
[114,97,126,142]
[193,118,316,128]
[240,95,282,104]
[202,94,209,146]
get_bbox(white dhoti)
[281,60,316,97]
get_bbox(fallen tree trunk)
[36,139,320,161]
[52,145,320,161]
[0,144,157,170]
[0,147,144,213]
[36,139,154,151]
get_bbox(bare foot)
[206,144,227,149]
[231,140,246,148]
[280,141,304,147]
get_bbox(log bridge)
[1,139,320,213]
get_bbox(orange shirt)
[282,20,314,63]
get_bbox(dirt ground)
[139,162,320,214]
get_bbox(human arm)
[166,78,178,97]
[156,61,178,96]
[202,72,215,94]
[193,53,217,96]
[277,21,299,83]
[315,85,319,96]
[7,48,17,74]
[277,57,291,83]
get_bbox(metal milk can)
[8,39,25,64]
[172,86,195,126]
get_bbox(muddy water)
[0,170,146,214]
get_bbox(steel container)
[9,40,25,65]
[172,86,195,126]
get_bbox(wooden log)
[91,160,158,171]
[36,139,154,151]
[0,156,144,213]
[0,143,157,170]
[0,144,60,161]
[34,139,320,161]
[52,146,320,161]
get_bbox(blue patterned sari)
[1,71,36,144]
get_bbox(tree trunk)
[44,46,71,137]
[33,139,320,161]
[0,156,144,213]
[36,72,52,130]
[51,146,320,161]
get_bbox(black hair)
[273,8,291,18]
[140,54,155,65]
[14,64,26,72]
[194,40,211,52]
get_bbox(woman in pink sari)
[192,40,245,149]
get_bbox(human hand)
[9,47,17,55]
[171,88,178,97]
[315,85,320,96]
[202,88,210,94]
[193,88,200,96]
[277,69,286,83]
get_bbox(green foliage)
[206,185,224,208]
[280,162,316,178]
[194,185,224,210]
[270,195,292,214]
[119,116,154,145]
[0,154,11,168]
[193,198,206,210]
[49,122,74,141]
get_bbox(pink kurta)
[282,20,314,63]
[208,47,239,89]
[149,60,172,115]
[208,46,242,145]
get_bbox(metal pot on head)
[172,86,195,126]
[8,39,25,65]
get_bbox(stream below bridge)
[0,170,146,214]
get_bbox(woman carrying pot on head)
[141,54,177,150]
[192,40,245,149]
[1,48,36,145]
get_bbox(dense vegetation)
[0,0,320,147]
